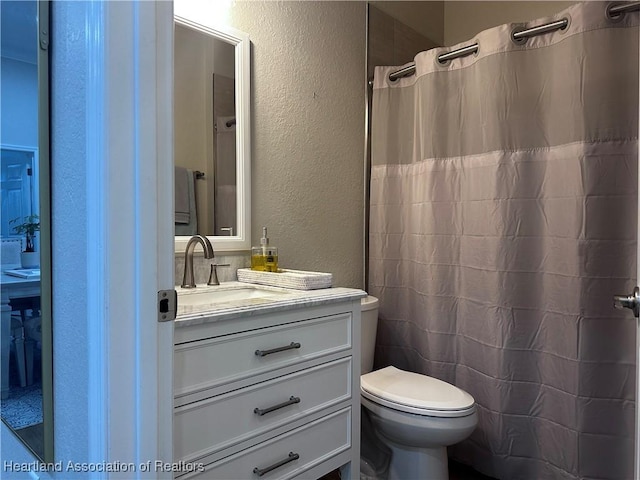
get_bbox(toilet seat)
[361,366,475,418]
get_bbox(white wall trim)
[100,2,174,476]
[84,0,108,470]
[154,0,176,468]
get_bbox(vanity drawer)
[182,408,351,480]
[175,357,351,463]
[174,313,351,398]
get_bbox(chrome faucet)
[181,235,215,288]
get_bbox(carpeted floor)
[1,383,43,429]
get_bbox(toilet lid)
[361,366,475,417]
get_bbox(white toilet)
[360,296,478,480]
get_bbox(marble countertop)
[175,281,367,327]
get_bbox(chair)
[1,238,22,269]
[9,297,41,386]
[1,238,39,387]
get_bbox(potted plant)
[10,214,40,268]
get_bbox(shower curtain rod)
[387,1,640,82]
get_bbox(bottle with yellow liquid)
[251,227,279,272]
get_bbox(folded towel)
[175,166,191,224]
[237,268,333,290]
[175,167,198,236]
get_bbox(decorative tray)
[237,268,332,290]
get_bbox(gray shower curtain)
[369,3,639,479]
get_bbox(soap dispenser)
[251,227,279,272]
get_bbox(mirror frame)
[174,12,251,252]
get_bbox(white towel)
[175,168,198,236]
[175,166,191,224]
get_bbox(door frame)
[53,0,175,474]
[92,1,175,473]
[57,1,175,472]
[0,1,175,475]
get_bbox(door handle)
[254,396,301,416]
[613,286,640,318]
[253,452,299,477]
[255,342,301,357]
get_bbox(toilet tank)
[361,295,379,374]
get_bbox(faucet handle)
[207,263,231,286]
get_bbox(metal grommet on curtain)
[511,16,570,45]
[606,2,627,22]
[472,40,480,58]
[559,15,571,34]
[436,56,451,68]
[436,42,479,67]
[510,25,528,45]
[387,64,416,84]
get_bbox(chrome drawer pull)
[253,452,299,477]
[254,342,301,357]
[254,396,301,416]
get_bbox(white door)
[0,2,176,474]
[53,1,176,475]
[98,1,176,474]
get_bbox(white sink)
[177,283,293,315]
[180,286,288,305]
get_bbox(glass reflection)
[0,0,46,460]
[174,22,237,237]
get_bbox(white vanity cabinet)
[173,291,363,480]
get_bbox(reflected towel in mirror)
[175,166,191,224]
[175,167,198,235]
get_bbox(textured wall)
[229,2,367,289]
[444,1,576,46]
[49,0,90,464]
[1,57,38,147]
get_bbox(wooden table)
[1,272,40,399]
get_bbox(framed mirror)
[1,0,53,461]
[174,8,251,252]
